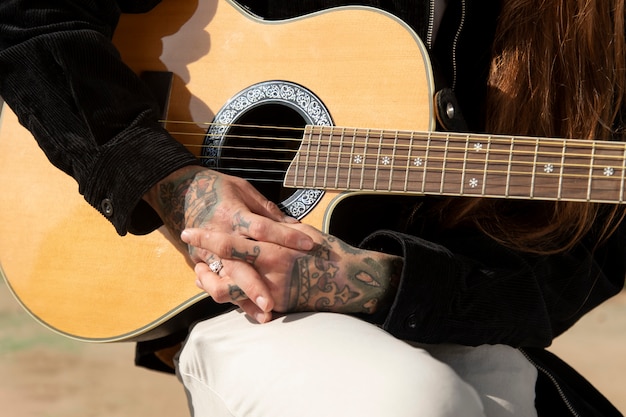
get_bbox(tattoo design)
[287,238,398,315]
[158,180,190,236]
[354,270,382,287]
[363,298,378,311]
[289,242,374,313]
[185,173,219,228]
[228,285,247,301]
[231,246,260,265]
[157,171,220,237]
[232,211,251,232]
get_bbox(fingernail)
[256,296,269,311]
[254,312,267,323]
[284,216,300,224]
[181,229,191,241]
[195,279,203,289]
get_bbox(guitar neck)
[284,125,626,204]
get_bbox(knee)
[175,320,219,385]
[368,349,485,417]
[175,312,486,417]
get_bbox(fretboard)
[283,125,626,204]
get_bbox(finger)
[195,276,269,323]
[182,230,233,265]
[241,212,315,251]
[235,299,273,324]
[225,259,273,311]
[183,229,262,264]
[235,178,297,224]
[226,179,314,250]
[227,284,247,302]
[185,213,313,253]
[205,254,223,274]
[194,260,274,313]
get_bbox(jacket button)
[101,198,114,217]
[406,314,417,329]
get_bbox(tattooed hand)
[181,223,403,321]
[143,165,316,319]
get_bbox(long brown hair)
[441,0,626,254]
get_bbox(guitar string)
[166,120,626,158]
[165,120,626,153]
[192,149,626,187]
[162,121,626,184]
[180,133,626,171]
[181,139,626,181]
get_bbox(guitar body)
[0,0,434,342]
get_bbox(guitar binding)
[201,80,331,219]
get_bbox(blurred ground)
[1,280,624,416]
[549,289,626,413]
[0,280,188,417]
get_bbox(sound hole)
[220,103,306,204]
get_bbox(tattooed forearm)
[151,169,220,239]
[182,172,220,228]
[286,238,402,315]
[156,180,189,236]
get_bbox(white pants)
[176,310,537,417]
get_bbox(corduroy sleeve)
[359,225,626,347]
[0,0,199,235]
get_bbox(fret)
[456,134,484,196]
[530,137,540,198]
[346,127,358,190]
[587,141,623,202]
[505,136,515,197]
[360,129,370,190]
[459,134,470,194]
[557,139,567,200]
[621,146,626,203]
[486,135,509,197]
[587,141,596,201]
[373,130,384,191]
[499,136,534,198]
[311,127,322,188]
[302,126,313,188]
[481,135,492,195]
[388,130,399,191]
[403,131,415,192]
[439,133,451,193]
[321,126,333,189]
[534,139,563,200]
[334,127,345,189]
[421,132,432,193]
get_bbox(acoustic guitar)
[1,0,625,342]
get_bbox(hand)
[181,223,403,323]
[143,165,316,317]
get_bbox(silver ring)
[208,259,223,274]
